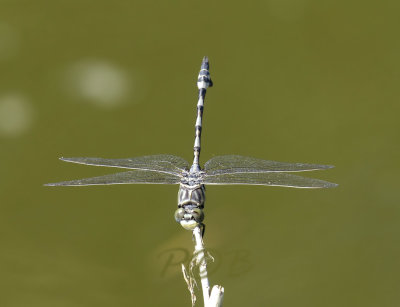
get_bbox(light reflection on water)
[64,59,131,108]
[0,93,34,137]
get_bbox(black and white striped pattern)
[191,56,213,173]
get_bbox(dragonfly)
[46,57,337,234]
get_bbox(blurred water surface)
[0,1,399,306]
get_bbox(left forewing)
[204,155,334,175]
[203,172,337,188]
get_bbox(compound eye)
[174,208,185,222]
[191,208,204,223]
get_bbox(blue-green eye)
[191,208,204,223]
[174,208,185,222]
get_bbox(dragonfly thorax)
[177,183,205,207]
[180,169,205,186]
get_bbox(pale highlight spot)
[0,94,34,137]
[65,59,131,108]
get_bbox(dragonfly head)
[174,206,204,231]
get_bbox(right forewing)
[59,154,189,175]
[45,170,181,186]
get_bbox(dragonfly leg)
[200,223,206,237]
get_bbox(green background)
[1,1,399,306]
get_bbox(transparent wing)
[45,170,181,186]
[59,154,189,176]
[204,155,334,175]
[203,172,337,188]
